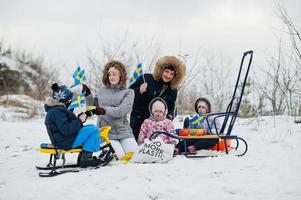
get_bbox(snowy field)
[0,115,301,200]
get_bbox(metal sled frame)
[151,50,253,158]
[37,126,117,177]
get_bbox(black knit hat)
[51,83,73,103]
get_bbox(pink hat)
[151,100,165,114]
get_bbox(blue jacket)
[44,98,83,150]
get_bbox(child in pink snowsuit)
[138,97,177,145]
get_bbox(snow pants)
[177,138,219,152]
[72,124,100,152]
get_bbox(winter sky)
[0,0,300,72]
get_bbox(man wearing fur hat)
[130,56,185,141]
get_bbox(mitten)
[170,140,178,145]
[167,114,173,120]
[82,84,91,96]
[92,106,105,115]
[84,110,93,117]
[77,112,87,123]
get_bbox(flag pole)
[142,73,145,83]
[140,63,145,83]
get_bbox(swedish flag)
[129,63,143,84]
[71,66,86,88]
[190,113,204,128]
[68,92,86,110]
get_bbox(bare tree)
[276,1,301,60]
[255,41,286,115]
[239,78,256,117]
[200,53,233,112]
[0,42,57,100]
[274,1,301,117]
[176,51,233,114]
[86,33,161,91]
[255,36,300,116]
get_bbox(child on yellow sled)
[44,83,102,168]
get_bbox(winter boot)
[79,150,102,168]
[188,145,197,154]
[77,152,82,165]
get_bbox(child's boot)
[80,150,102,168]
[188,145,197,154]
[174,147,180,155]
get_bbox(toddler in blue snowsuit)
[44,83,101,168]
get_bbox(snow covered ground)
[0,115,301,200]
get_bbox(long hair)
[102,60,127,87]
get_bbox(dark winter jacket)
[129,56,185,139]
[44,97,83,150]
[130,56,185,118]
[130,73,177,118]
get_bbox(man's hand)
[139,83,148,94]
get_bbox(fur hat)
[153,56,186,90]
[51,83,73,103]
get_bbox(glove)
[92,106,105,115]
[77,112,87,123]
[167,114,173,120]
[84,110,93,117]
[82,84,91,96]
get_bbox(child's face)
[153,110,164,119]
[197,105,208,114]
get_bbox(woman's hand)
[92,106,106,115]
[139,83,148,94]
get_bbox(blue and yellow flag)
[129,63,143,84]
[190,113,204,128]
[68,92,86,110]
[71,66,86,88]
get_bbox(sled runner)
[151,50,253,158]
[37,126,117,177]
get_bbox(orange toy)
[195,129,205,136]
[179,129,205,136]
[210,139,232,151]
[179,129,189,136]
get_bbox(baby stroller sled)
[151,50,254,158]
